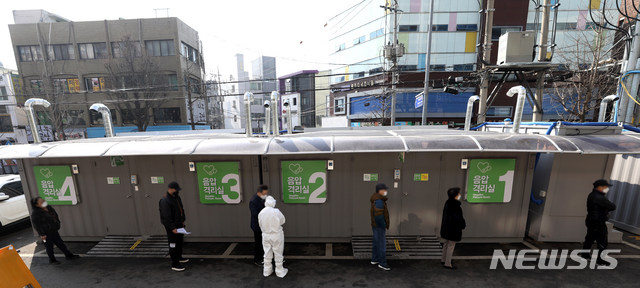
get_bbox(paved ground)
[3,223,640,288]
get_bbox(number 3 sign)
[281,160,327,203]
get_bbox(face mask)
[603,188,610,194]
[383,191,388,197]
[455,195,461,201]
[260,194,268,200]
[41,201,48,208]
[174,191,180,196]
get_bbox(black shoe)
[172,265,185,272]
[255,261,264,267]
[179,258,189,263]
[49,260,61,265]
[441,261,454,266]
[596,260,612,268]
[444,265,458,269]
[66,254,80,260]
[378,264,391,271]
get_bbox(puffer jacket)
[586,189,616,221]
[31,206,61,236]
[159,192,186,231]
[370,193,389,229]
[440,199,466,242]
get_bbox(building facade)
[0,64,29,144]
[8,10,209,139]
[279,70,319,128]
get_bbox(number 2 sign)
[466,159,516,203]
[281,160,327,203]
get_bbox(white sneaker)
[371,261,379,265]
[172,265,185,272]
[277,268,288,278]
[179,258,189,263]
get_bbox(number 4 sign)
[466,159,516,203]
[281,160,327,203]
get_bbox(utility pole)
[421,0,435,125]
[533,0,551,122]
[477,0,494,124]
[381,1,403,126]
[618,28,640,123]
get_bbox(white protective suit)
[258,196,287,278]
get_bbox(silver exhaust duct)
[25,98,51,143]
[464,95,480,131]
[598,95,619,122]
[506,86,526,134]
[283,99,292,134]
[264,100,271,137]
[89,103,115,137]
[244,92,253,137]
[271,91,280,136]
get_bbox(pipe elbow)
[25,98,51,109]
[467,95,480,104]
[89,103,109,113]
[244,92,253,102]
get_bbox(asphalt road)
[3,224,640,288]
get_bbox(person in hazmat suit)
[258,196,288,278]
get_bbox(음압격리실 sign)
[33,165,78,205]
[196,162,242,204]
[466,159,515,203]
[282,160,327,203]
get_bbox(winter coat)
[159,192,186,231]
[249,194,265,232]
[31,206,61,236]
[586,189,616,222]
[370,193,389,229]
[440,199,466,242]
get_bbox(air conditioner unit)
[497,32,535,65]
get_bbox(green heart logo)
[477,162,492,174]
[289,163,303,175]
[203,165,217,175]
[40,168,53,178]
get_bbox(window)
[326,95,330,115]
[46,44,75,60]
[78,43,108,59]
[335,76,345,82]
[456,24,477,31]
[185,77,201,94]
[36,111,51,125]
[453,64,474,71]
[146,40,175,57]
[335,43,345,52]
[399,65,417,71]
[18,45,43,62]
[0,184,23,198]
[335,98,345,114]
[154,108,181,123]
[293,98,297,106]
[354,71,365,79]
[30,80,44,94]
[431,25,448,31]
[0,106,7,114]
[232,100,237,108]
[491,27,522,41]
[62,110,86,126]
[252,97,263,106]
[556,64,569,71]
[0,87,7,100]
[430,65,446,71]
[250,83,262,91]
[84,78,106,92]
[556,23,577,30]
[181,42,198,63]
[486,106,513,117]
[54,78,80,93]
[90,109,116,125]
[353,35,365,45]
[121,109,139,124]
[112,41,141,58]
[399,25,419,32]
[369,67,383,75]
[370,29,384,39]
[168,74,179,90]
[302,97,309,105]
[234,115,237,122]
[585,22,598,30]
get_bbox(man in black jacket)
[582,179,617,266]
[30,197,79,265]
[250,185,269,266]
[159,181,188,271]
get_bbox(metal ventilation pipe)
[283,99,292,134]
[270,91,280,136]
[598,95,619,122]
[25,98,51,143]
[89,103,115,137]
[506,86,526,134]
[263,100,271,137]
[244,92,253,137]
[464,95,480,131]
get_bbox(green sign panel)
[107,177,120,185]
[466,159,515,203]
[196,162,242,204]
[151,177,164,184]
[33,166,78,205]
[282,160,327,203]
[414,173,429,181]
[110,156,125,167]
[363,174,378,181]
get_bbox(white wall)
[321,116,349,127]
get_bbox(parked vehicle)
[0,175,28,229]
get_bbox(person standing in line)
[370,183,391,271]
[250,185,269,266]
[582,179,617,267]
[30,197,80,265]
[440,187,466,270]
[258,196,288,278]
[159,181,188,272]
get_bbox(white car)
[0,175,28,229]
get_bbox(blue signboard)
[415,94,423,109]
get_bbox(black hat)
[593,179,613,187]
[375,183,388,192]
[168,181,182,191]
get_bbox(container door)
[398,153,441,235]
[94,157,139,235]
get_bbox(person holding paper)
[159,181,188,272]
[258,196,287,278]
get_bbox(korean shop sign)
[196,162,242,204]
[33,166,78,205]
[282,160,327,203]
[466,159,516,203]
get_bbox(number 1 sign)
[466,159,516,203]
[281,160,327,203]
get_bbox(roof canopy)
[2,128,639,159]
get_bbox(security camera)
[263,100,271,108]
[283,100,290,107]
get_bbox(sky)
[0,0,360,82]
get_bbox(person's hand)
[40,236,47,240]
[172,229,178,234]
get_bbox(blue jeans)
[372,226,387,266]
